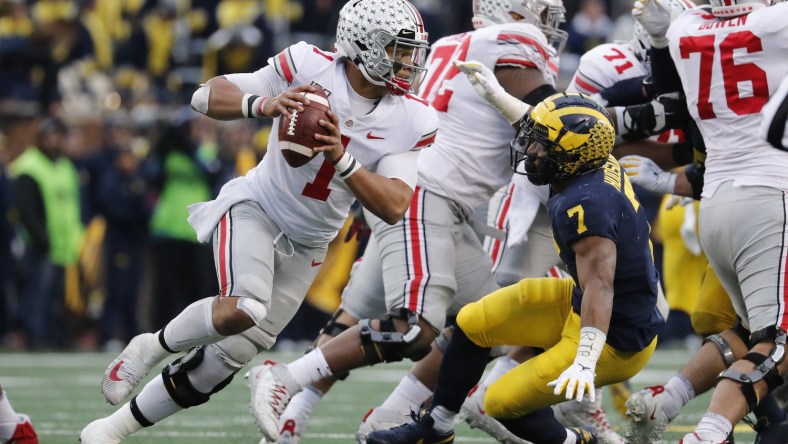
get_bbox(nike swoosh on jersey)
[109,361,125,382]
[311,260,323,267]
[366,132,385,140]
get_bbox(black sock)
[498,407,568,444]
[431,327,490,412]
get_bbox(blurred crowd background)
[0,0,666,353]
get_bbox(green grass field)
[0,349,758,443]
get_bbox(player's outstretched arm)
[549,235,615,403]
[191,76,315,121]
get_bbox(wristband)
[242,93,268,118]
[575,326,606,369]
[332,151,362,179]
[615,106,627,135]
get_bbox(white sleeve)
[374,151,420,191]
[223,65,288,98]
[759,76,788,150]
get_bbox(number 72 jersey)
[666,5,788,198]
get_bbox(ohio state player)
[78,1,438,443]
[636,0,788,441]
[247,0,570,442]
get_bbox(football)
[277,86,331,167]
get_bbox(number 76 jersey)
[666,5,788,198]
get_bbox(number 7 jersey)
[667,5,788,198]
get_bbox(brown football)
[277,87,331,168]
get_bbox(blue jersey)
[548,156,664,352]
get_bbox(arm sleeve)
[223,64,288,98]
[12,175,49,254]
[374,151,419,191]
[649,46,683,95]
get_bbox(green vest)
[150,150,213,242]
[10,147,83,265]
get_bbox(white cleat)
[251,362,302,442]
[246,360,277,408]
[101,333,166,405]
[79,418,126,444]
[553,390,624,444]
[625,385,670,444]
[355,407,412,444]
[457,385,530,444]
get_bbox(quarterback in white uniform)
[79,1,438,443]
[246,0,569,442]
[631,0,788,441]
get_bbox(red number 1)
[301,135,351,201]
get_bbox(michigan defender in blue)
[366,93,665,444]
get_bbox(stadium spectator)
[144,108,219,330]
[9,117,84,349]
[90,118,152,351]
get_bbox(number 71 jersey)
[666,5,788,197]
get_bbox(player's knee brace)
[358,308,429,365]
[434,326,453,353]
[161,346,235,409]
[308,308,352,380]
[703,334,737,367]
[309,308,352,352]
[717,327,786,412]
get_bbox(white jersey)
[415,22,555,214]
[566,42,649,95]
[759,75,788,150]
[667,6,788,198]
[203,42,439,247]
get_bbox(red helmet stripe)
[402,0,425,34]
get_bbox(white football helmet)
[709,0,769,17]
[335,0,430,96]
[472,0,568,53]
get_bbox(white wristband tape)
[242,93,267,118]
[332,151,362,179]
[615,106,627,135]
[575,326,606,369]
[498,94,532,125]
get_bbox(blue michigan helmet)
[511,92,616,185]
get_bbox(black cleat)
[568,425,598,444]
[365,409,455,444]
